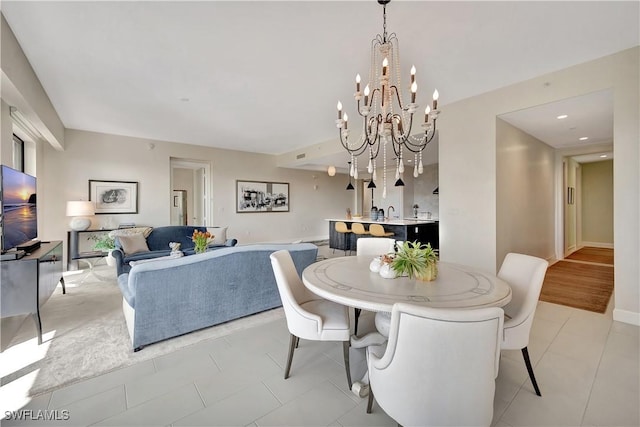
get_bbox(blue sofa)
[112,226,237,276]
[117,243,318,350]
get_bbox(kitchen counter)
[327,219,439,253]
[325,218,438,225]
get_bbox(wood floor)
[565,246,614,265]
[539,247,614,313]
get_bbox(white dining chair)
[356,237,396,257]
[270,250,352,389]
[366,303,504,426]
[353,237,395,335]
[498,252,549,396]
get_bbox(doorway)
[563,155,614,256]
[169,158,212,227]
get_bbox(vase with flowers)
[191,230,214,254]
[392,240,438,281]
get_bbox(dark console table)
[1,241,65,344]
[67,229,114,271]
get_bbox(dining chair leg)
[521,346,541,396]
[284,333,297,379]
[354,308,362,335]
[343,340,352,389]
[367,387,374,413]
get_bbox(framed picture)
[89,180,138,214]
[236,180,289,213]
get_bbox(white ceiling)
[2,1,638,164]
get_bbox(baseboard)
[613,308,640,326]
[580,241,614,249]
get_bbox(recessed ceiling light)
[579,137,589,141]
[556,114,568,119]
[600,154,608,158]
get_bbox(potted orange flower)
[191,230,214,254]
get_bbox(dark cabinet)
[328,221,439,252]
[1,241,65,344]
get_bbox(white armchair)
[367,303,504,426]
[498,252,549,396]
[270,250,352,388]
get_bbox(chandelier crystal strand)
[383,141,387,199]
[335,0,440,188]
[354,157,359,180]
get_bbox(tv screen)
[1,165,37,252]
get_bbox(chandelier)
[335,0,440,196]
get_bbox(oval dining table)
[302,256,512,312]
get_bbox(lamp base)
[70,217,91,231]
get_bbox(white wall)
[40,129,353,261]
[439,47,639,324]
[496,119,555,266]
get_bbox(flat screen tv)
[1,165,38,252]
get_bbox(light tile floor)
[2,298,638,426]
[3,246,639,426]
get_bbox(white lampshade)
[66,201,95,216]
[66,201,95,231]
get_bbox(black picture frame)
[89,180,139,214]
[236,180,289,213]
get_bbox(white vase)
[369,257,382,273]
[106,250,116,267]
[379,263,398,279]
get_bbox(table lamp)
[66,201,95,231]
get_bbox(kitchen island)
[327,218,439,253]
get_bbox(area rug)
[566,246,614,265]
[0,265,285,397]
[539,260,614,313]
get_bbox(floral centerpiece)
[191,230,214,254]
[392,240,438,281]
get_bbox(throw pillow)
[109,226,153,239]
[119,233,150,255]
[207,226,228,245]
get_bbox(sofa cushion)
[207,226,228,245]
[119,233,150,255]
[124,250,172,263]
[146,226,206,251]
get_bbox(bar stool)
[351,222,370,237]
[334,221,352,255]
[369,223,394,238]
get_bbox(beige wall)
[496,119,555,266]
[439,47,639,325]
[1,15,64,150]
[40,129,353,261]
[581,160,613,245]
